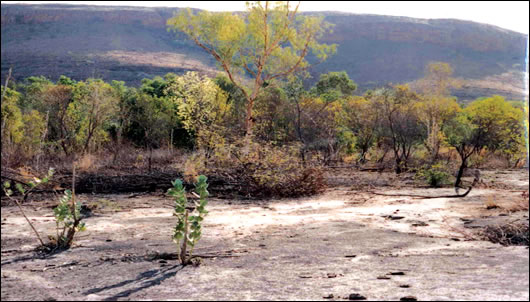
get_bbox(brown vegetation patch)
[479,221,529,246]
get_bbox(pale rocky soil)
[1,169,528,301]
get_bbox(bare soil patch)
[1,169,528,300]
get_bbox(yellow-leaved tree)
[413,62,461,163]
[444,95,524,188]
[167,1,336,137]
[165,72,232,152]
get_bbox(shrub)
[2,167,86,251]
[415,163,451,187]
[168,175,209,265]
[186,139,327,198]
[3,169,55,247]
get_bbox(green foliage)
[312,71,357,103]
[168,2,336,135]
[166,72,231,149]
[415,163,451,187]
[253,86,292,142]
[372,85,426,173]
[70,79,119,153]
[445,95,524,158]
[20,110,47,158]
[52,189,86,247]
[3,168,85,249]
[1,86,24,145]
[18,76,53,112]
[444,95,524,186]
[337,96,381,163]
[127,90,172,148]
[57,75,77,86]
[168,175,209,264]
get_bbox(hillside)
[1,3,527,101]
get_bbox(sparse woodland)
[1,62,526,196]
[1,2,529,301]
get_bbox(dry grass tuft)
[479,221,529,246]
[77,153,100,172]
[484,196,500,210]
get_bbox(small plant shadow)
[0,244,67,266]
[83,264,185,300]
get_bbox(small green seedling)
[168,175,209,265]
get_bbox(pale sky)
[2,1,529,35]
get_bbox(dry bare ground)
[1,169,528,301]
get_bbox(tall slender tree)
[167,1,336,137]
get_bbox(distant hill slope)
[1,4,527,101]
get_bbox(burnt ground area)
[1,169,529,301]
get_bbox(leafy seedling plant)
[3,168,55,246]
[52,189,86,249]
[168,175,209,265]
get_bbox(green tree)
[214,73,247,128]
[311,71,357,103]
[71,79,119,154]
[1,86,24,166]
[165,72,231,154]
[444,95,524,188]
[338,96,381,164]
[168,1,336,137]
[18,76,53,113]
[127,91,172,171]
[375,85,426,173]
[284,77,306,144]
[41,84,74,155]
[57,75,77,87]
[20,110,47,159]
[108,80,135,162]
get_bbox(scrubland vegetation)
[1,2,529,301]
[1,64,527,195]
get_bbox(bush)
[3,169,55,247]
[3,167,86,251]
[186,139,327,198]
[415,163,451,187]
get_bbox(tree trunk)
[170,128,174,151]
[36,110,49,170]
[245,97,255,138]
[393,146,402,174]
[395,157,402,174]
[455,158,467,188]
[148,147,153,173]
[63,165,79,248]
[377,147,389,164]
[180,211,189,264]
